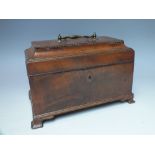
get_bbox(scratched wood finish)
[25,35,135,129]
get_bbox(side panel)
[29,62,134,116]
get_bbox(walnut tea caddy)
[25,33,135,129]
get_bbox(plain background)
[0,19,155,134]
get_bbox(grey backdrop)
[0,20,155,134]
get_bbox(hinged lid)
[25,35,134,76]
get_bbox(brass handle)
[58,33,96,42]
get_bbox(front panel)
[29,62,134,116]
